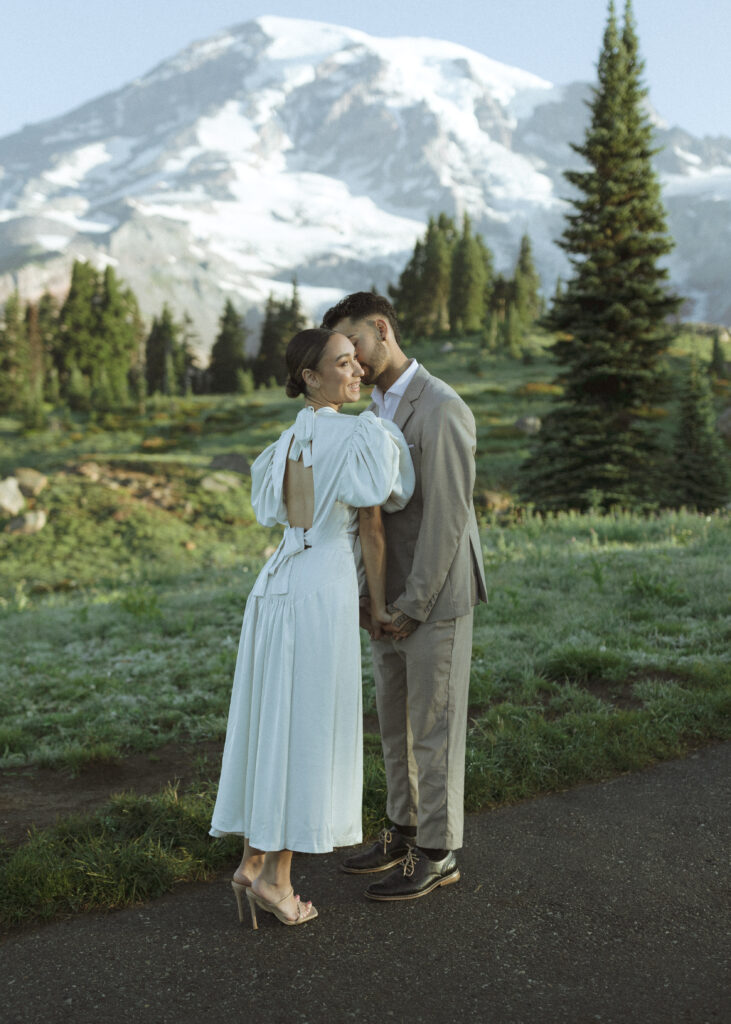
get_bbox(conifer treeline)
[0,263,306,418]
[389,213,543,352]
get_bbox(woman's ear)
[303,369,319,389]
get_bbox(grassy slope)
[1,331,729,927]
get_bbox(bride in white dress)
[209,327,414,928]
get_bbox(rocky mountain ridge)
[1,15,729,351]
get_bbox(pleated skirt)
[209,541,363,853]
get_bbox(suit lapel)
[394,366,430,432]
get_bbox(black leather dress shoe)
[340,827,412,874]
[364,848,460,900]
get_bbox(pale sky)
[2,0,729,140]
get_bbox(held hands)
[385,603,420,640]
[360,599,420,641]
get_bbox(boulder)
[210,453,251,475]
[14,466,48,497]
[201,471,241,494]
[76,461,102,482]
[514,415,542,436]
[717,406,731,445]
[5,509,47,534]
[479,490,513,513]
[0,477,25,516]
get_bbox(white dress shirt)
[371,359,420,422]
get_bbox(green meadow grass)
[1,332,729,928]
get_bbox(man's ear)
[374,317,388,341]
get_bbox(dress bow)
[250,525,310,597]
[289,406,315,467]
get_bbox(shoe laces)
[401,848,420,877]
[378,828,393,854]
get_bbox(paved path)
[2,744,729,1024]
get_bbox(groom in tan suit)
[322,292,487,900]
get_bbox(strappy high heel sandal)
[245,887,318,929]
[231,879,251,923]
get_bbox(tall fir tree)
[389,214,458,338]
[175,313,201,394]
[57,260,101,388]
[98,265,143,407]
[449,214,488,335]
[36,292,60,403]
[24,302,46,423]
[671,355,730,511]
[709,331,726,378]
[416,216,453,336]
[0,292,29,414]
[209,299,249,393]
[253,283,306,388]
[513,233,542,330]
[145,305,179,396]
[388,238,425,338]
[519,1,681,510]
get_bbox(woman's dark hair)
[285,328,337,398]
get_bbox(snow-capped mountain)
[1,15,730,351]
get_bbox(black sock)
[419,846,449,861]
[393,823,417,838]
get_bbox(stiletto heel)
[231,880,248,923]
[246,889,259,929]
[246,886,318,928]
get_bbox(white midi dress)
[209,406,414,853]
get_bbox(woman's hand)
[369,603,392,641]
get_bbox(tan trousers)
[371,612,473,850]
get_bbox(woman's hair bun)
[285,376,305,398]
[285,327,337,400]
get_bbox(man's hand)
[384,603,420,640]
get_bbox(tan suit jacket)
[371,365,487,623]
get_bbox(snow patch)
[36,234,70,252]
[43,143,111,187]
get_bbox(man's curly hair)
[321,292,402,346]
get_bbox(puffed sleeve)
[338,411,415,511]
[250,437,288,527]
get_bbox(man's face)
[332,316,390,386]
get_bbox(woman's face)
[307,334,364,408]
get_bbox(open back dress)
[209,406,414,853]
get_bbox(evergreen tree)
[388,238,425,338]
[98,266,142,406]
[513,234,542,330]
[210,299,249,393]
[709,331,727,378]
[253,283,305,388]
[24,302,45,423]
[175,313,201,394]
[488,273,511,325]
[501,302,524,359]
[57,261,101,389]
[145,305,179,395]
[36,292,60,403]
[449,214,488,335]
[416,217,453,336]
[389,215,458,338]
[519,1,682,510]
[671,355,730,511]
[0,292,29,413]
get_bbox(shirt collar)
[372,358,419,407]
